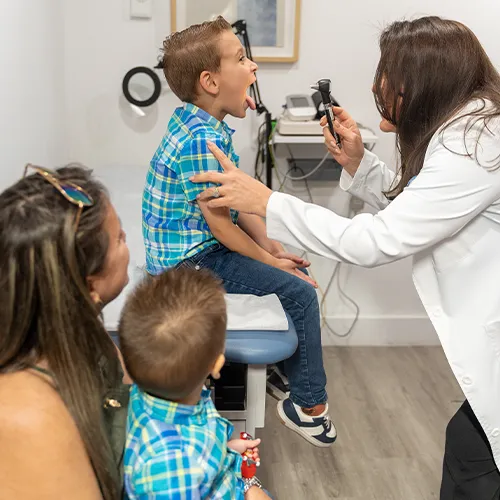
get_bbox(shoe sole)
[266,381,289,401]
[276,401,337,448]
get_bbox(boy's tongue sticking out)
[245,94,256,110]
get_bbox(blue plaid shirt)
[124,385,244,499]
[143,103,239,274]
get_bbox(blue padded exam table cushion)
[224,312,298,365]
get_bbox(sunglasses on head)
[24,164,94,230]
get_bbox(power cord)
[281,152,330,181]
[269,118,332,181]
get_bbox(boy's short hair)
[118,267,227,399]
[161,16,232,102]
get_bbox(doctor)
[191,16,500,499]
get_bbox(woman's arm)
[266,141,500,267]
[0,373,102,499]
[190,107,396,214]
[192,126,500,267]
[338,149,396,210]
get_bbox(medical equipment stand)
[232,20,273,189]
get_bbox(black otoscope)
[311,78,342,148]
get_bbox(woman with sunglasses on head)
[191,17,500,498]
[0,165,130,499]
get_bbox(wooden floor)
[257,347,463,500]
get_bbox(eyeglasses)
[24,164,94,230]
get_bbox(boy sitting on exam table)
[142,16,337,447]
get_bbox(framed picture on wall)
[170,0,301,63]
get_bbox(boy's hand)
[273,258,318,288]
[273,250,310,268]
[228,438,261,460]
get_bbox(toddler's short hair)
[118,267,227,399]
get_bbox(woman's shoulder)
[0,369,102,497]
[0,369,75,437]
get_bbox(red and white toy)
[240,432,261,479]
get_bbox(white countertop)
[273,127,378,145]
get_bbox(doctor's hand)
[190,141,272,217]
[321,107,365,178]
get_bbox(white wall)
[62,0,500,345]
[0,0,67,191]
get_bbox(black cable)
[232,20,267,116]
[254,122,266,182]
[254,129,262,182]
[233,20,273,189]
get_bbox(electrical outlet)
[130,0,152,19]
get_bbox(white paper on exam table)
[225,294,289,331]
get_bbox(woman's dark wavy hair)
[373,16,500,198]
[0,165,121,499]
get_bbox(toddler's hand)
[228,438,261,460]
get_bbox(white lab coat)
[266,101,500,469]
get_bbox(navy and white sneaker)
[266,365,290,401]
[277,398,337,447]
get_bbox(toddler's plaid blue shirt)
[124,385,244,499]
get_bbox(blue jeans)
[180,243,327,408]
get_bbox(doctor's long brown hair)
[373,16,500,198]
[0,166,121,499]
